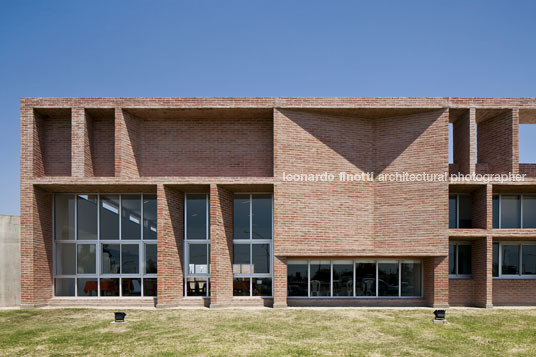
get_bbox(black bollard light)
[433,310,446,320]
[114,312,126,323]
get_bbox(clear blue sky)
[1,0,536,215]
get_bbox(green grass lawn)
[0,308,535,356]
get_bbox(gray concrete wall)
[0,215,20,307]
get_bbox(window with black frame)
[54,193,157,297]
[287,260,422,298]
[233,194,273,297]
[449,194,472,228]
[449,242,472,277]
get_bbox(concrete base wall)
[0,215,20,307]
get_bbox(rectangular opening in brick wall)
[125,108,274,177]
[35,108,72,176]
[449,109,470,174]
[86,109,115,177]
[519,110,536,177]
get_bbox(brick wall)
[423,256,449,307]
[477,110,515,174]
[157,184,184,306]
[449,279,474,306]
[274,109,375,256]
[473,237,492,307]
[493,280,536,305]
[209,184,234,306]
[140,114,272,177]
[373,110,448,255]
[471,186,488,229]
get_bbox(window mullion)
[521,194,524,229]
[375,262,379,297]
[456,194,460,229]
[499,194,502,229]
[519,243,523,276]
[398,261,401,297]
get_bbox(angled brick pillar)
[115,108,141,178]
[21,105,54,307]
[209,184,233,307]
[20,186,53,307]
[156,184,184,307]
[473,236,493,308]
[424,256,449,308]
[273,255,287,308]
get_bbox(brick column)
[424,256,449,308]
[469,108,477,174]
[209,184,233,307]
[71,108,93,178]
[21,105,54,307]
[472,185,488,229]
[512,108,519,175]
[156,184,184,307]
[473,236,493,308]
[20,186,53,307]
[273,255,287,308]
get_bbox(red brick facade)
[19,97,536,308]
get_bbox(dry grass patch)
[0,308,535,356]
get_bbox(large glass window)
[449,194,472,229]
[143,195,157,240]
[77,195,97,240]
[501,195,521,229]
[449,242,472,277]
[287,263,308,297]
[121,195,142,240]
[54,194,75,240]
[233,194,273,297]
[492,195,499,229]
[522,245,536,275]
[355,262,376,296]
[287,260,422,298]
[310,261,330,296]
[492,243,499,277]
[333,263,353,297]
[523,195,536,229]
[54,193,157,297]
[378,262,399,297]
[493,242,536,278]
[502,245,520,275]
[401,261,422,297]
[449,194,457,229]
[100,195,119,240]
[494,194,536,229]
[184,194,210,297]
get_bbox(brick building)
[20,97,536,308]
